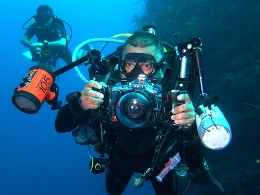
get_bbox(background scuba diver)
[20,5,72,68]
[54,31,210,195]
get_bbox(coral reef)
[138,0,260,194]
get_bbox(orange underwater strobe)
[12,65,56,114]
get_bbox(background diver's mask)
[34,12,53,26]
[119,53,158,80]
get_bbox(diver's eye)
[124,61,137,72]
[139,62,154,71]
[125,61,136,68]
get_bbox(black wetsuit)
[54,71,204,195]
[24,19,72,66]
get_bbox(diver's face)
[122,45,158,75]
[36,11,53,29]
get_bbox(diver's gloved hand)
[171,93,195,127]
[80,80,107,110]
[29,42,44,50]
[30,43,43,62]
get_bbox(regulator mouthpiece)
[196,105,232,150]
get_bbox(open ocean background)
[0,0,155,194]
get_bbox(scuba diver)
[20,5,72,68]
[54,31,226,195]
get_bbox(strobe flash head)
[196,105,232,150]
[12,65,55,114]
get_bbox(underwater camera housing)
[101,74,171,130]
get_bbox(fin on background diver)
[22,50,32,60]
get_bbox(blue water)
[0,0,156,194]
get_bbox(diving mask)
[35,11,52,23]
[119,53,157,79]
[35,11,53,29]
